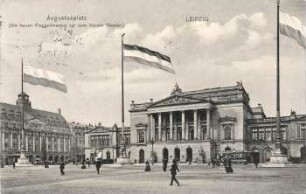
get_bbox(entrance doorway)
[264,148,272,162]
[163,148,169,162]
[106,151,111,160]
[301,146,306,162]
[139,149,145,163]
[186,147,193,163]
[174,148,180,161]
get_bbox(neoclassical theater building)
[0,93,72,166]
[128,83,306,164]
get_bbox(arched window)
[224,125,232,140]
[106,151,111,160]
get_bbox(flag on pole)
[123,44,175,74]
[24,65,67,93]
[280,11,306,49]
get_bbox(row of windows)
[152,127,208,141]
[90,135,112,147]
[250,127,287,141]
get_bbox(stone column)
[10,133,13,148]
[64,137,66,152]
[170,112,173,141]
[174,113,177,141]
[147,114,150,141]
[68,137,71,152]
[52,135,55,152]
[186,112,189,140]
[39,135,42,152]
[207,109,211,139]
[33,133,35,152]
[152,115,156,141]
[149,114,154,141]
[58,137,61,152]
[18,134,21,150]
[182,111,185,140]
[194,110,198,140]
[25,133,28,151]
[158,113,162,141]
[2,133,5,151]
[46,135,49,152]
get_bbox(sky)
[0,0,305,126]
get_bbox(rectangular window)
[300,124,306,140]
[266,128,271,141]
[258,128,264,140]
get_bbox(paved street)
[1,164,306,194]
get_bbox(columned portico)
[148,108,212,142]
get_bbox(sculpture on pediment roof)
[171,83,182,95]
[236,81,243,86]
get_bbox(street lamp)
[150,138,155,165]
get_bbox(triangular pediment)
[149,95,206,108]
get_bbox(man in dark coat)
[12,161,16,169]
[223,155,233,174]
[145,160,151,172]
[169,159,180,186]
[60,162,65,175]
[95,160,101,174]
[162,159,168,172]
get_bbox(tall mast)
[276,0,281,148]
[121,33,125,151]
[21,57,25,151]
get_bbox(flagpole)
[16,57,31,166]
[120,33,126,158]
[21,57,25,152]
[276,0,281,149]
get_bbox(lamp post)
[150,138,155,165]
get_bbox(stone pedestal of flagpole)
[264,148,288,167]
[16,151,32,167]
[114,145,132,167]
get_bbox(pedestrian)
[145,160,151,172]
[96,160,101,174]
[211,158,216,168]
[223,155,233,174]
[87,159,90,168]
[12,161,15,169]
[60,162,65,175]
[169,159,180,186]
[162,159,168,172]
[254,157,259,168]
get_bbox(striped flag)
[123,44,175,74]
[280,11,306,49]
[24,65,67,93]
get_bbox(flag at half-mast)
[123,44,175,74]
[24,65,67,93]
[280,11,306,49]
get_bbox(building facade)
[84,124,131,162]
[0,93,72,166]
[69,122,89,162]
[128,83,306,164]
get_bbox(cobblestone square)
[1,164,306,194]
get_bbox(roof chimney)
[58,108,61,115]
